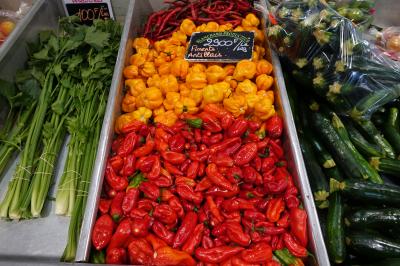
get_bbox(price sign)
[185,31,254,62]
[63,0,115,25]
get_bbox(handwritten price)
[204,38,249,52]
[75,7,110,22]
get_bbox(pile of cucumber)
[286,74,400,265]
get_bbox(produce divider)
[77,0,328,265]
[0,0,130,263]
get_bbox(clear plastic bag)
[0,1,32,45]
[267,0,400,121]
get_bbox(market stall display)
[0,0,31,46]
[267,0,400,264]
[84,0,327,265]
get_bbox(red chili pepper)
[155,127,172,143]
[169,134,185,152]
[250,231,272,244]
[209,137,241,154]
[106,247,127,264]
[99,198,111,214]
[182,223,204,255]
[133,135,155,158]
[169,196,185,218]
[170,120,186,133]
[122,187,140,215]
[146,233,168,251]
[208,133,223,145]
[269,139,284,159]
[265,115,283,139]
[127,238,154,265]
[160,188,174,202]
[117,132,137,156]
[120,154,136,177]
[283,232,308,258]
[285,194,300,209]
[222,197,255,212]
[110,191,125,222]
[105,164,128,191]
[243,210,266,222]
[131,214,152,237]
[107,219,132,251]
[209,153,234,167]
[277,211,290,228]
[206,163,236,191]
[214,237,226,247]
[189,149,210,162]
[206,196,224,224]
[231,255,259,266]
[161,151,187,165]
[224,221,251,246]
[266,177,288,194]
[225,166,243,184]
[152,220,175,246]
[240,242,272,264]
[120,120,144,134]
[176,184,203,205]
[153,204,178,225]
[111,137,123,154]
[206,186,239,198]
[261,156,277,173]
[248,121,261,132]
[257,138,270,151]
[195,246,245,264]
[179,159,191,173]
[172,211,198,249]
[194,177,212,192]
[202,233,215,249]
[137,198,155,212]
[152,175,173,187]
[147,155,161,179]
[285,185,298,197]
[221,113,234,130]
[92,214,114,250]
[155,138,169,152]
[252,157,262,172]
[163,161,182,176]
[194,129,202,143]
[255,225,286,235]
[198,162,206,176]
[198,112,222,133]
[234,143,258,166]
[136,156,154,173]
[130,207,148,219]
[242,166,259,184]
[266,260,282,266]
[204,104,229,119]
[139,181,160,201]
[227,119,248,138]
[266,197,285,223]
[186,161,200,179]
[153,246,197,266]
[175,176,196,187]
[290,207,308,247]
[109,155,124,172]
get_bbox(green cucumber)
[346,231,400,258]
[327,192,346,264]
[345,208,400,229]
[345,121,385,158]
[299,135,330,208]
[370,157,400,177]
[383,107,400,154]
[330,178,400,207]
[309,111,368,181]
[331,113,383,184]
[356,119,396,159]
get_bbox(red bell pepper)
[182,223,204,254]
[152,220,175,246]
[195,246,245,264]
[92,214,114,250]
[172,211,198,249]
[234,143,258,166]
[290,207,308,247]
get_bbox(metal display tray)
[76,0,330,265]
[0,0,130,264]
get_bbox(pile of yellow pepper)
[116,14,275,133]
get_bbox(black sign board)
[185,31,255,62]
[64,1,114,25]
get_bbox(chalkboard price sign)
[185,31,255,62]
[63,0,115,25]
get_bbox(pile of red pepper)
[92,104,308,265]
[144,0,255,40]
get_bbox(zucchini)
[299,134,330,208]
[331,113,383,184]
[345,208,400,229]
[383,107,400,155]
[345,121,385,158]
[309,110,368,181]
[370,157,400,177]
[360,258,400,266]
[323,164,344,182]
[327,192,346,264]
[346,231,400,259]
[356,119,396,159]
[330,178,400,207]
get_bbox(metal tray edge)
[75,1,136,261]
